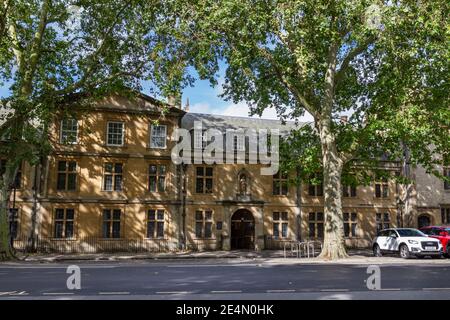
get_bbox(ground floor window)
[195,210,213,238]
[102,209,121,238]
[376,213,390,232]
[147,209,165,238]
[442,207,450,224]
[308,212,324,239]
[273,212,288,239]
[343,212,357,238]
[54,208,75,238]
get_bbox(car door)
[377,230,389,251]
[386,230,399,252]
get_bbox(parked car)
[419,226,450,258]
[372,228,443,259]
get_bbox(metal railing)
[283,240,323,258]
[12,236,177,254]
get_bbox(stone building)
[3,93,449,252]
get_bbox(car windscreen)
[446,228,450,233]
[397,229,426,237]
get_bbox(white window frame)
[106,121,125,146]
[233,134,245,151]
[60,119,78,144]
[150,124,167,149]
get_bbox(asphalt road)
[1,259,450,299]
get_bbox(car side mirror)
[390,234,397,238]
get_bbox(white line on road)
[376,288,401,291]
[211,290,243,294]
[42,292,74,295]
[0,291,19,296]
[422,288,450,291]
[266,289,296,293]
[320,289,350,292]
[156,291,192,295]
[98,292,130,295]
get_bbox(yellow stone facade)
[5,94,448,252]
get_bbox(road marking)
[266,289,296,293]
[98,292,130,295]
[422,288,450,291]
[376,288,401,291]
[0,291,19,296]
[156,291,192,295]
[320,289,350,292]
[211,290,242,294]
[42,292,74,295]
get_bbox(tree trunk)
[318,120,348,260]
[0,163,17,260]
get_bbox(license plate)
[425,246,436,251]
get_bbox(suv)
[372,228,443,259]
[419,226,450,258]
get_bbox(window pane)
[281,223,288,238]
[149,165,157,174]
[351,223,357,237]
[58,161,66,171]
[195,222,203,238]
[67,173,76,191]
[54,221,64,238]
[195,211,203,221]
[375,184,381,197]
[281,212,288,221]
[383,213,389,222]
[55,209,65,220]
[281,182,288,195]
[114,163,123,173]
[159,165,166,175]
[113,209,121,220]
[273,180,280,195]
[57,173,66,190]
[148,210,155,220]
[273,212,280,221]
[273,223,279,238]
[112,221,121,238]
[103,209,111,220]
[308,212,315,221]
[65,221,74,238]
[317,223,324,238]
[147,221,155,238]
[344,223,350,237]
[317,212,324,221]
[196,178,203,193]
[156,222,164,238]
[158,176,165,192]
[149,176,157,192]
[205,211,212,220]
[196,167,204,176]
[351,213,357,221]
[66,209,74,220]
[376,213,381,222]
[104,175,113,191]
[382,185,388,198]
[114,175,123,191]
[204,222,212,238]
[308,185,315,196]
[351,186,357,197]
[317,185,323,196]
[205,167,213,176]
[105,163,113,173]
[308,223,315,238]
[68,162,77,172]
[103,222,110,238]
[157,210,164,220]
[205,178,213,193]
[343,212,349,221]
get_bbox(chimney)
[167,92,182,108]
[184,97,190,112]
[340,115,348,124]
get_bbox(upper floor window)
[444,167,450,190]
[195,210,213,238]
[148,164,166,192]
[195,166,213,194]
[0,159,22,189]
[102,209,121,238]
[375,177,389,198]
[147,209,165,238]
[233,134,245,151]
[57,161,77,191]
[150,124,167,149]
[60,118,78,144]
[308,183,323,197]
[343,212,357,238]
[441,207,450,224]
[273,171,288,195]
[107,122,124,146]
[103,163,123,191]
[273,211,288,239]
[54,208,75,239]
[376,213,390,232]
[308,212,324,239]
[343,185,357,197]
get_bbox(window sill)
[50,238,77,241]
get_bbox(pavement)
[9,248,450,265]
[1,259,450,300]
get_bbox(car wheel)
[373,244,382,257]
[399,244,410,259]
[417,255,425,259]
[431,255,442,259]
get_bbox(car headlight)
[408,240,418,244]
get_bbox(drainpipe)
[29,162,40,252]
[296,167,302,242]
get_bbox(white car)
[372,228,443,259]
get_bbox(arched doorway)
[418,214,431,228]
[231,209,255,249]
